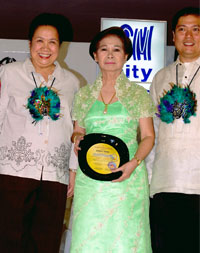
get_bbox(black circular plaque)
[78,133,129,181]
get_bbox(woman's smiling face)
[30,25,60,72]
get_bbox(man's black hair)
[172,7,200,31]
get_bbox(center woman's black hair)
[89,26,133,61]
[28,13,73,44]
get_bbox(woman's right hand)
[72,121,86,156]
[72,133,84,156]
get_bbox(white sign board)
[101,18,167,90]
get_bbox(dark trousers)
[0,174,67,253]
[150,193,200,253]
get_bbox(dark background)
[0,0,199,45]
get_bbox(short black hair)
[172,7,200,31]
[28,13,73,44]
[89,26,133,61]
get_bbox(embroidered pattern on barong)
[0,136,40,167]
[46,143,71,171]
[0,136,70,173]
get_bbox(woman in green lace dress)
[70,27,155,252]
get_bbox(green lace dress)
[70,73,155,253]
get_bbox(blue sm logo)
[121,24,154,82]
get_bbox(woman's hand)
[71,121,86,156]
[67,170,76,198]
[111,159,137,182]
[73,133,84,156]
[112,117,155,183]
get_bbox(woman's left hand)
[111,159,137,182]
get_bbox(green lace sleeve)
[132,85,156,119]
[72,84,98,128]
[116,78,156,120]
